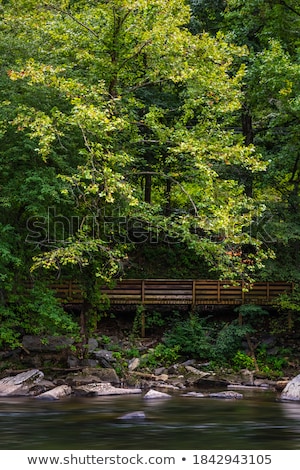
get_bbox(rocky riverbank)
[0,333,298,401]
[0,365,299,403]
[0,367,282,400]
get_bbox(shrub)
[0,283,80,349]
[141,343,180,368]
[163,314,213,359]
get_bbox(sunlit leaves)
[0,0,273,286]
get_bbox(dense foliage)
[0,0,299,350]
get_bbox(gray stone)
[66,367,120,385]
[88,338,98,352]
[22,335,73,352]
[182,391,207,398]
[143,389,172,400]
[92,349,116,367]
[36,385,72,400]
[281,374,300,401]
[93,349,116,362]
[209,391,243,399]
[87,368,120,384]
[118,411,146,420]
[181,359,196,367]
[128,358,140,371]
[240,369,254,385]
[28,379,56,396]
[185,366,210,377]
[0,369,44,396]
[73,383,142,396]
[67,355,79,368]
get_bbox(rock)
[194,377,230,388]
[65,374,103,386]
[67,355,79,368]
[128,358,140,371]
[154,382,179,390]
[185,365,210,377]
[155,373,169,382]
[22,335,73,352]
[88,338,98,352]
[86,368,120,384]
[209,391,243,399]
[143,389,172,399]
[73,382,142,396]
[118,411,146,420]
[28,379,56,395]
[181,359,196,367]
[253,380,271,389]
[0,369,44,396]
[154,367,167,376]
[66,367,120,385]
[36,385,72,400]
[240,369,254,385]
[182,391,207,398]
[92,349,116,365]
[228,384,266,391]
[85,359,99,368]
[275,380,289,392]
[281,374,300,401]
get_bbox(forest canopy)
[0,0,300,345]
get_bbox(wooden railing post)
[141,280,145,337]
[241,280,245,304]
[141,279,145,304]
[192,280,196,311]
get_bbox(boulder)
[22,335,73,352]
[281,374,300,401]
[143,389,171,399]
[0,369,44,396]
[73,382,142,396]
[92,349,116,366]
[36,385,72,400]
[65,367,120,385]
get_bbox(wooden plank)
[20,279,295,307]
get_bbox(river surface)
[0,388,300,450]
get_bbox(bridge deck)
[44,279,293,306]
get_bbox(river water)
[0,388,300,450]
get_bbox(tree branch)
[128,171,199,217]
[43,3,100,39]
[279,0,300,17]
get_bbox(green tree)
[0,0,273,348]
[220,0,300,282]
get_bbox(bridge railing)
[35,279,293,306]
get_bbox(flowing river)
[0,388,300,450]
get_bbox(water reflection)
[0,390,300,450]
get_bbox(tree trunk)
[144,173,152,203]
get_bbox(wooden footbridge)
[48,279,293,307]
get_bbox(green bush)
[163,314,213,359]
[232,351,256,370]
[214,321,253,362]
[256,345,289,374]
[164,315,254,364]
[0,283,80,349]
[141,343,180,368]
